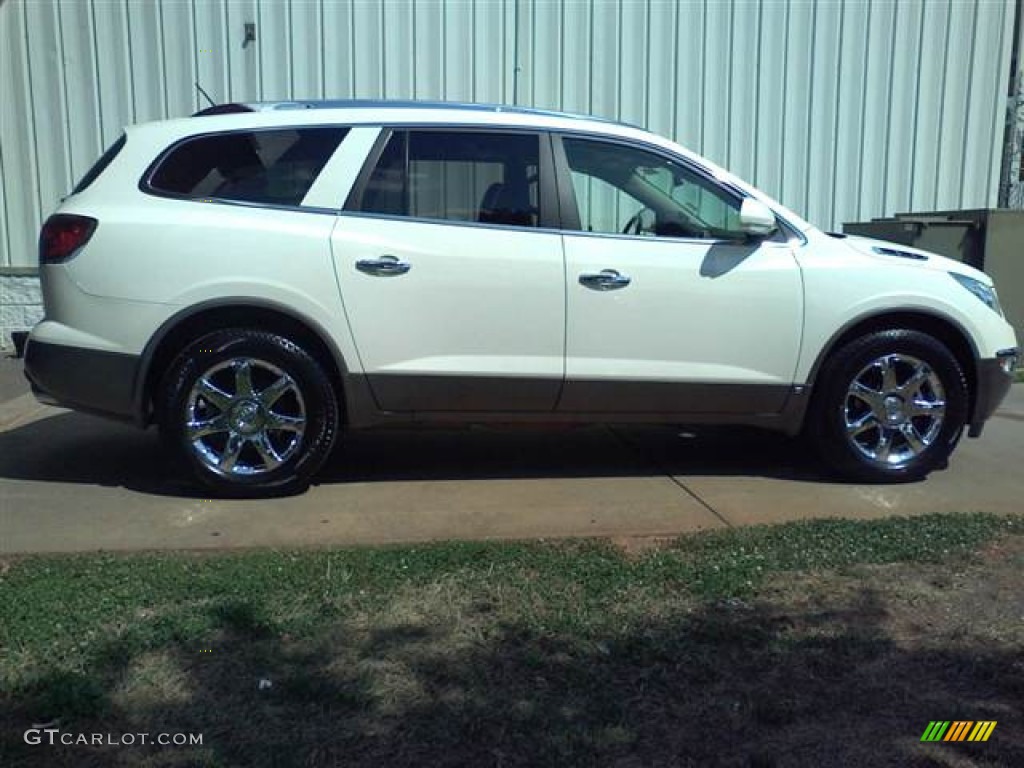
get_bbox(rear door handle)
[355,254,411,277]
[579,269,631,291]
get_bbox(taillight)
[39,214,98,264]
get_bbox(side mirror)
[739,198,778,238]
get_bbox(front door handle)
[579,269,631,291]
[355,254,411,277]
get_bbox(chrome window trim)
[333,209,567,236]
[147,119,810,244]
[144,197,343,217]
[344,123,807,243]
[340,128,809,244]
[549,226,799,247]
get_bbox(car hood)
[838,234,992,285]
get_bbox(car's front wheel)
[159,329,339,497]
[808,329,968,482]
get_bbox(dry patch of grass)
[111,651,193,713]
[608,535,677,558]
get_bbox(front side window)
[147,127,348,207]
[563,137,750,240]
[353,130,540,228]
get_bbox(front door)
[555,135,803,414]
[333,128,565,412]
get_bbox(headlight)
[950,273,1002,316]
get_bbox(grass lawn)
[2,513,1022,767]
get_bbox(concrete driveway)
[1,354,1021,554]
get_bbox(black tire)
[158,329,339,497]
[806,329,968,482]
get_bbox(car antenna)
[195,81,216,109]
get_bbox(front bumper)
[968,348,1018,437]
[24,339,140,422]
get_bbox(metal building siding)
[0,0,1015,270]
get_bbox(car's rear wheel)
[159,329,338,497]
[807,329,968,482]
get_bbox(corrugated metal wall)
[0,0,1016,269]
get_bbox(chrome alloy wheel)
[842,353,946,467]
[185,357,306,477]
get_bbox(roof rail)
[231,99,635,127]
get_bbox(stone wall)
[0,273,42,350]
[1009,79,1024,209]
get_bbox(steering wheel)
[621,209,650,235]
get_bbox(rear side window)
[145,127,348,207]
[350,130,541,227]
[72,134,126,194]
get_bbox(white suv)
[25,101,1018,496]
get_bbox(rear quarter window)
[144,127,348,207]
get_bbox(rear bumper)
[968,348,1018,437]
[24,339,140,422]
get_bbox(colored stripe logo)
[921,721,997,742]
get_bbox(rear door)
[332,128,565,412]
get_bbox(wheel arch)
[134,299,350,426]
[803,310,980,422]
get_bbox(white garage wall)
[0,0,1016,272]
